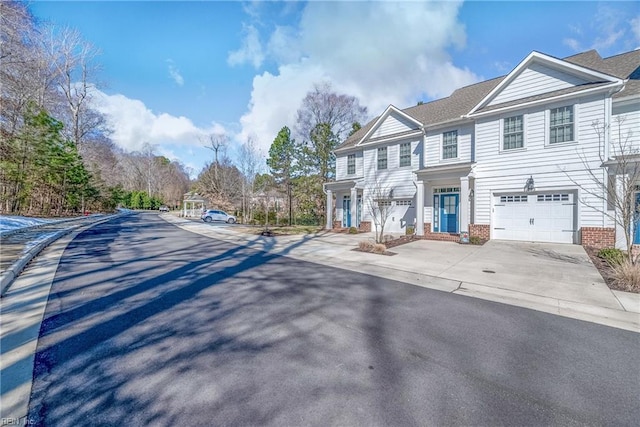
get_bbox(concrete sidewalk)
[163,215,640,333]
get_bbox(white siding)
[360,137,421,233]
[335,151,364,181]
[424,124,473,167]
[489,63,590,106]
[370,112,419,139]
[474,94,611,233]
[611,100,640,155]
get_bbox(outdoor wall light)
[525,176,535,192]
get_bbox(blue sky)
[30,1,639,177]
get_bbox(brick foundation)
[359,221,371,232]
[581,227,615,249]
[469,224,490,241]
[420,222,461,242]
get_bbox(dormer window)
[550,106,574,144]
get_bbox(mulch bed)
[351,248,397,256]
[583,246,627,291]
[383,235,419,249]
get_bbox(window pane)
[443,131,457,159]
[347,154,355,174]
[399,142,411,167]
[503,115,523,150]
[377,147,387,170]
[550,106,574,144]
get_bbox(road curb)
[0,214,126,296]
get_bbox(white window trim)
[440,130,459,162]
[499,113,527,153]
[545,103,579,147]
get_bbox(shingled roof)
[335,49,639,152]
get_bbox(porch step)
[423,232,461,242]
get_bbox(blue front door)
[434,194,459,233]
[343,196,351,227]
[634,193,640,244]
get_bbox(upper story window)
[442,130,458,159]
[347,154,356,175]
[550,106,574,144]
[399,142,411,167]
[503,115,523,150]
[377,147,387,170]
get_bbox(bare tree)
[43,25,104,150]
[296,82,367,143]
[238,137,263,223]
[366,179,395,244]
[567,116,638,261]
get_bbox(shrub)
[406,226,415,235]
[597,248,625,266]
[358,241,374,251]
[470,236,483,245]
[348,226,358,234]
[383,234,394,242]
[372,243,387,254]
[611,259,640,292]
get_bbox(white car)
[201,209,236,224]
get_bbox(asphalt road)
[28,213,639,426]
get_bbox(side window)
[503,115,523,150]
[550,106,574,144]
[347,154,356,175]
[377,147,387,170]
[443,130,458,159]
[399,142,411,167]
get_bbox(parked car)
[201,209,236,224]
[159,205,169,212]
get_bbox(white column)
[460,176,470,233]
[416,180,424,235]
[350,187,358,228]
[183,201,187,217]
[326,190,333,229]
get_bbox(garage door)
[493,193,575,243]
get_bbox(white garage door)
[493,193,575,243]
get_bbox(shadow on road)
[18,213,640,426]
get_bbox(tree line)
[0,1,368,223]
[0,1,190,215]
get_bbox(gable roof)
[467,51,623,116]
[335,48,638,152]
[355,104,423,146]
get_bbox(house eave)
[414,162,475,179]
[465,81,623,118]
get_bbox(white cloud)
[227,24,264,69]
[166,59,184,86]
[90,87,225,153]
[565,5,638,53]
[236,0,479,155]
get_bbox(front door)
[433,194,459,233]
[634,193,640,244]
[343,196,351,227]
